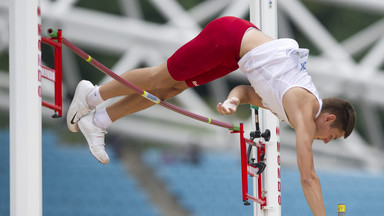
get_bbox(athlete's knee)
[168,87,186,99]
[155,87,185,101]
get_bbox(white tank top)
[238,38,322,124]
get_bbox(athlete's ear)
[325,114,336,123]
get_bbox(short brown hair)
[321,97,356,138]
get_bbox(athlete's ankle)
[93,108,112,130]
[86,86,104,108]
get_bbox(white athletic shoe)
[67,80,95,132]
[78,112,110,165]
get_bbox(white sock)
[93,108,112,130]
[86,86,104,108]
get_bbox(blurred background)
[1,0,384,215]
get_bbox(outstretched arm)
[295,119,326,215]
[283,88,326,215]
[216,85,265,115]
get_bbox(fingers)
[216,102,236,115]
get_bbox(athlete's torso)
[239,38,322,124]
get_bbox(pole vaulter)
[45,13,356,213]
[44,28,275,208]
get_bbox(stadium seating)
[144,149,255,216]
[144,148,384,216]
[1,129,384,216]
[0,130,160,216]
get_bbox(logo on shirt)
[300,61,307,71]
[298,48,309,72]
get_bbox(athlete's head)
[315,97,356,143]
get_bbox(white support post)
[250,1,281,216]
[9,0,42,216]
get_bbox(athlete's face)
[314,113,345,144]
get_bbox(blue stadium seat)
[0,129,160,216]
[143,148,384,216]
[2,129,384,216]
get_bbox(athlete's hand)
[216,97,240,115]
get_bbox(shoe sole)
[78,117,109,165]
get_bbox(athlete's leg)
[99,62,188,100]
[77,86,186,164]
[67,61,187,132]
[106,86,187,122]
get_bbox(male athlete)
[67,16,356,215]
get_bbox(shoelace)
[94,130,107,148]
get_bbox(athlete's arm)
[295,120,326,216]
[216,85,265,115]
[284,89,326,216]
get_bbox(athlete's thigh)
[151,62,189,90]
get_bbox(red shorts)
[167,16,258,87]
